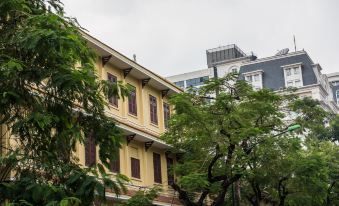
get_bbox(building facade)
[167,45,338,114]
[239,50,338,114]
[0,33,182,206]
[167,44,256,90]
[327,72,339,106]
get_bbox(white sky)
[63,0,339,77]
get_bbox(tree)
[163,74,338,206]
[0,0,128,205]
[241,98,335,206]
[162,75,290,206]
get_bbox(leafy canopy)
[0,0,129,205]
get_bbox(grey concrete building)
[166,45,338,114]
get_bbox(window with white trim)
[336,90,339,105]
[332,81,339,86]
[244,70,263,90]
[229,66,238,74]
[283,64,303,88]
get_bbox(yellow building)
[0,33,182,206]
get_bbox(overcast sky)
[63,0,339,77]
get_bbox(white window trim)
[243,70,264,90]
[282,63,303,88]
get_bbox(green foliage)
[0,0,129,205]
[163,74,289,205]
[163,74,339,206]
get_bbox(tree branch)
[170,182,197,206]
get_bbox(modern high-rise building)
[0,32,183,206]
[167,45,338,114]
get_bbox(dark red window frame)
[163,103,170,129]
[131,157,140,179]
[153,153,162,183]
[128,86,137,116]
[85,133,96,167]
[107,73,118,107]
[110,151,120,173]
[149,95,158,124]
[166,157,174,185]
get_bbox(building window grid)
[336,90,339,104]
[186,76,209,87]
[128,86,137,116]
[174,81,185,88]
[149,95,158,124]
[107,73,118,107]
[244,72,263,90]
[284,65,303,88]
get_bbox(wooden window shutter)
[107,73,118,107]
[153,153,162,183]
[128,86,137,115]
[131,157,140,179]
[110,151,120,173]
[166,157,174,185]
[85,133,96,167]
[149,95,158,124]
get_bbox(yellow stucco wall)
[75,59,173,190]
[1,55,175,193]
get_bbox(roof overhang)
[81,31,182,96]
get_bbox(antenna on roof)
[293,35,297,52]
[133,54,137,62]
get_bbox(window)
[245,75,253,82]
[85,133,96,167]
[149,95,158,124]
[295,79,301,87]
[336,90,339,105]
[110,151,120,173]
[163,103,170,129]
[131,158,140,179]
[286,68,292,76]
[283,64,303,88]
[166,157,174,185]
[128,86,137,115]
[229,66,238,73]
[107,73,118,107]
[174,81,184,88]
[332,81,339,86]
[186,76,209,87]
[153,153,162,183]
[130,147,140,179]
[287,81,293,87]
[244,71,263,90]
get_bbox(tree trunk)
[326,181,336,206]
[235,180,241,206]
[278,196,286,206]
